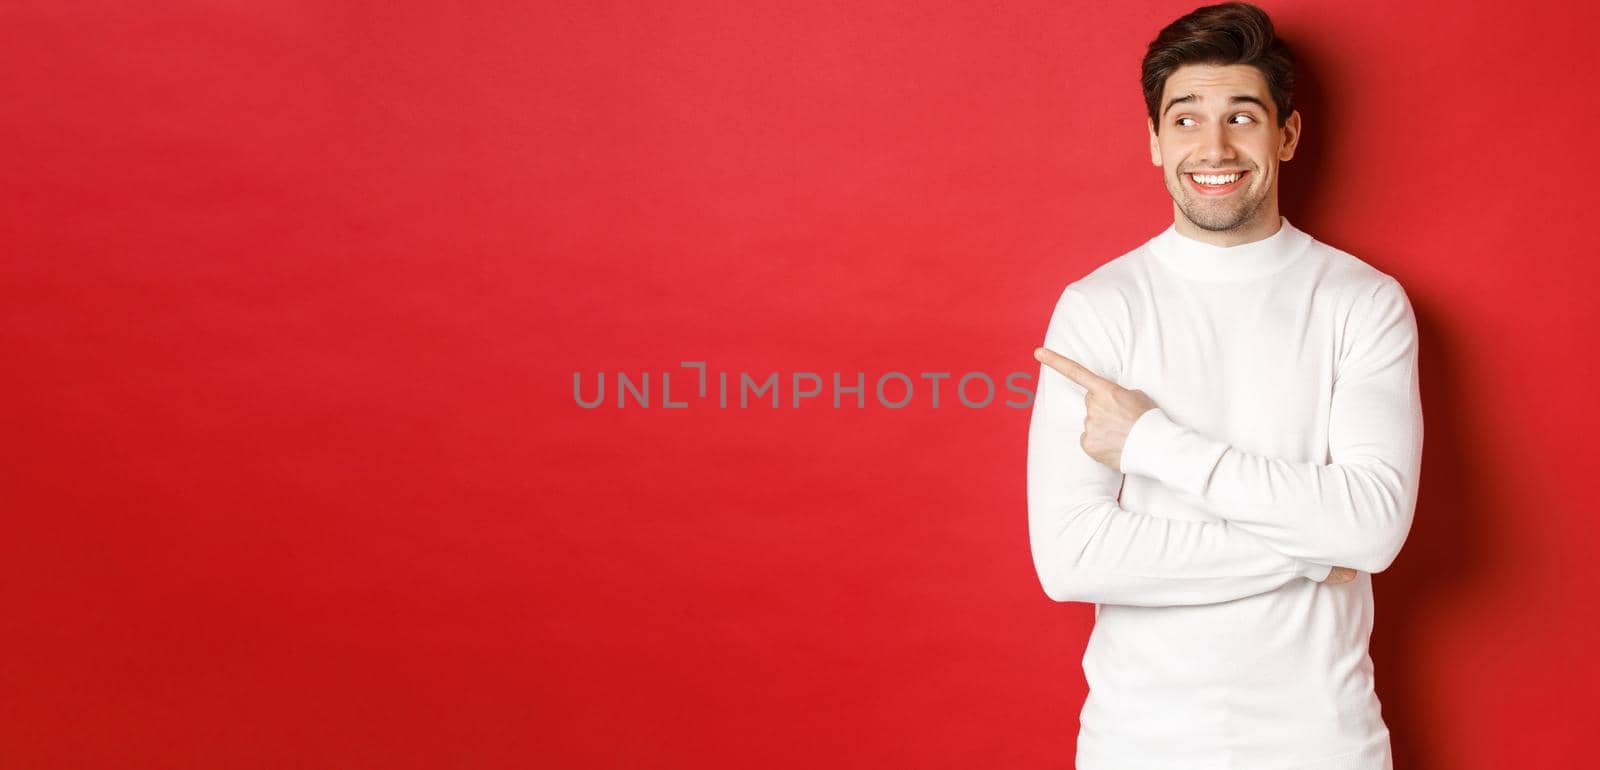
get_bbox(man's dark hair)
[1141,2,1295,134]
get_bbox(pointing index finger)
[1033,346,1112,394]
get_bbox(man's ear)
[1279,109,1302,161]
[1147,117,1162,167]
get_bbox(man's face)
[1147,63,1300,233]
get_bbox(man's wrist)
[1118,407,1168,476]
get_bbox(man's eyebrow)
[1162,93,1270,117]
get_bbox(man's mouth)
[1185,169,1250,196]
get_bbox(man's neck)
[1172,204,1284,247]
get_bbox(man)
[1025,3,1423,769]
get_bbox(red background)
[5,1,1598,767]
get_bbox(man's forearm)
[1028,491,1334,606]
[1119,405,1421,574]
[1111,280,1423,575]
[1028,287,1338,606]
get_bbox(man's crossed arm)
[1026,283,1423,607]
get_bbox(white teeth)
[1192,172,1241,185]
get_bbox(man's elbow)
[1346,518,1413,575]
[1033,562,1076,603]
[1349,548,1399,575]
[1039,574,1087,604]
[1039,580,1069,603]
[1028,502,1102,604]
[1030,552,1094,604]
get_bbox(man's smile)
[1184,169,1250,196]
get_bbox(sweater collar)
[1148,216,1312,282]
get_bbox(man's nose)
[1197,122,1237,164]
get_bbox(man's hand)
[1033,346,1158,471]
[1033,346,1365,586]
[1322,566,1358,584]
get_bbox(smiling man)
[1025,3,1424,769]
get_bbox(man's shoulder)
[1052,236,1153,309]
[1301,230,1409,299]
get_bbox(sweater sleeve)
[1027,288,1331,607]
[1118,279,1424,574]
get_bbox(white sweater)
[1026,217,1423,770]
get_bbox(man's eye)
[1176,117,1195,127]
[1231,114,1256,124]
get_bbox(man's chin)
[1192,218,1249,232]
[1181,208,1251,232]
[1177,196,1263,232]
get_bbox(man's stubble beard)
[1166,169,1269,232]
